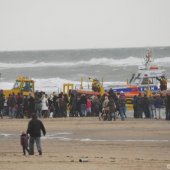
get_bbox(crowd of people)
[0,89,125,121]
[0,88,170,121]
[133,92,170,120]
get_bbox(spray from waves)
[1,77,170,93]
[0,78,84,92]
[0,57,170,69]
[0,77,127,93]
[34,78,128,93]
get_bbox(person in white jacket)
[41,94,49,118]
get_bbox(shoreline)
[0,118,170,170]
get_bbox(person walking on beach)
[79,94,87,117]
[16,93,24,118]
[154,94,164,119]
[148,95,156,119]
[41,94,49,118]
[20,131,29,155]
[133,95,138,118]
[0,90,5,119]
[28,94,35,118]
[69,93,78,117]
[118,91,126,120]
[136,93,144,118]
[101,95,110,120]
[86,97,92,116]
[91,95,100,117]
[27,114,46,155]
[143,94,150,118]
[7,93,16,118]
[165,94,170,120]
[34,93,42,118]
[108,96,116,121]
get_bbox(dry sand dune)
[0,117,170,170]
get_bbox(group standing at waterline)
[0,89,170,121]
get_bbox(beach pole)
[101,77,103,87]
[80,77,83,89]
[100,78,104,96]
[147,79,151,97]
[0,73,1,89]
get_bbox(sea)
[0,46,170,93]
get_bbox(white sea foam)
[1,77,170,93]
[0,132,167,143]
[0,77,125,93]
[80,138,107,142]
[0,133,15,137]
[42,132,72,141]
[0,57,170,69]
[43,135,169,143]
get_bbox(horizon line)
[0,45,169,53]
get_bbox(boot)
[38,150,42,155]
[0,112,3,119]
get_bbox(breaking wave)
[0,77,127,93]
[0,57,170,69]
[1,77,170,93]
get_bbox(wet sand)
[0,117,170,170]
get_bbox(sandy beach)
[0,117,170,170]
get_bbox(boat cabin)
[129,65,166,92]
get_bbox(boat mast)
[144,49,152,70]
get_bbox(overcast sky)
[0,0,170,51]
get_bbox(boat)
[128,49,166,93]
[64,49,167,110]
[104,49,167,110]
[105,49,167,94]
[64,77,106,97]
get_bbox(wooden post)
[80,77,83,89]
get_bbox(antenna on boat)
[144,48,153,70]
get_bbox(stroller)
[99,107,111,121]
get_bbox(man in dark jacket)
[165,94,170,120]
[27,114,46,155]
[0,90,5,119]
